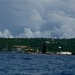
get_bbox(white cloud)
[0,29,14,38]
[17,28,52,38]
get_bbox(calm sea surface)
[0,53,75,75]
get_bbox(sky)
[0,0,75,38]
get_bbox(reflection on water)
[0,53,75,75]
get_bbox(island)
[0,38,75,55]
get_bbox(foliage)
[0,38,75,52]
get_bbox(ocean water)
[0,53,75,75]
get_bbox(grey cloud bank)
[0,0,75,38]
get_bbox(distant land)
[0,38,75,54]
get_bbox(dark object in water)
[72,52,75,55]
[42,43,46,54]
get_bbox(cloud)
[0,29,14,38]
[39,10,75,38]
[18,28,34,38]
[0,0,75,38]
[17,28,52,38]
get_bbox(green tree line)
[0,38,75,52]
